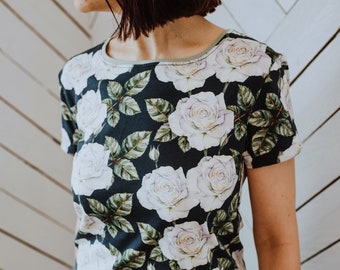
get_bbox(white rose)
[60,53,94,95]
[74,202,106,236]
[71,143,112,196]
[93,51,131,80]
[61,127,71,153]
[278,135,302,162]
[242,151,253,169]
[136,166,199,222]
[211,38,271,83]
[76,239,116,270]
[232,249,246,270]
[155,60,215,92]
[168,92,234,151]
[278,69,294,117]
[159,221,218,269]
[187,155,238,212]
[76,90,107,141]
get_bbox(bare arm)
[247,158,300,270]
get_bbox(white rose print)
[232,249,246,270]
[71,143,112,196]
[74,202,106,236]
[187,155,238,212]
[61,127,71,153]
[76,90,107,141]
[60,53,94,95]
[136,166,199,222]
[168,92,234,151]
[92,51,131,80]
[159,221,218,269]
[210,38,271,83]
[154,60,215,92]
[76,239,116,270]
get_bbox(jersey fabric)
[60,30,301,270]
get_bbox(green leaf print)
[122,131,152,159]
[73,129,83,144]
[61,101,74,121]
[274,118,294,137]
[108,225,118,238]
[154,123,178,142]
[107,108,120,128]
[114,158,139,180]
[213,210,227,225]
[248,110,273,127]
[106,193,133,216]
[119,96,141,115]
[265,93,281,110]
[169,260,181,270]
[234,121,247,141]
[237,85,255,111]
[112,216,135,233]
[137,223,161,246]
[177,136,191,153]
[212,210,234,236]
[121,249,146,268]
[217,222,234,236]
[217,257,233,270]
[147,263,156,270]
[107,81,123,100]
[219,133,231,148]
[109,244,122,259]
[145,98,174,122]
[228,194,239,215]
[104,136,121,157]
[150,246,168,262]
[125,70,151,96]
[87,198,109,217]
[252,129,278,156]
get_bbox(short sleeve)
[59,70,78,155]
[243,55,302,169]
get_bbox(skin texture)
[72,1,301,268]
[247,158,300,270]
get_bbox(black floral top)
[60,30,301,270]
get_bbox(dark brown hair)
[106,0,222,40]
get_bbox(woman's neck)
[107,16,225,61]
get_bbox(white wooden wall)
[1,0,339,269]
[0,0,94,269]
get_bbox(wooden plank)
[0,232,70,270]
[206,4,243,32]
[0,52,60,139]
[90,12,117,45]
[0,2,64,96]
[291,34,340,141]
[295,111,340,207]
[267,0,340,79]
[0,191,75,266]
[276,0,297,13]
[0,101,73,190]
[0,148,75,231]
[297,180,340,261]
[222,0,285,41]
[301,241,340,270]
[56,0,95,30]
[3,0,90,58]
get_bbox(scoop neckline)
[100,30,230,66]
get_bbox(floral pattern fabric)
[60,30,301,270]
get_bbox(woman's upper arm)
[246,157,299,246]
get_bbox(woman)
[60,1,302,269]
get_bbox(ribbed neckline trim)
[100,30,230,66]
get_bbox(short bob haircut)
[106,0,222,40]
